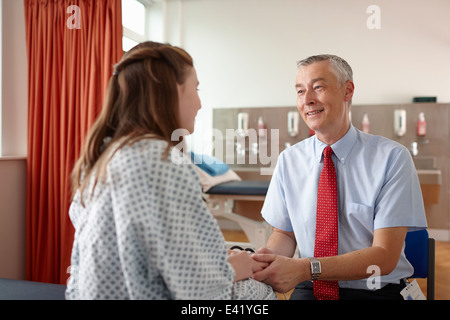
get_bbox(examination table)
[0,278,66,300]
[205,180,272,250]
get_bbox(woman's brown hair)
[71,41,193,203]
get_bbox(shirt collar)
[314,124,357,164]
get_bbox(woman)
[65,41,276,300]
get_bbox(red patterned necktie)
[313,146,339,300]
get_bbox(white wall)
[0,0,27,280]
[1,0,27,157]
[158,0,450,153]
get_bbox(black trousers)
[290,281,406,300]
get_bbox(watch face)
[312,264,320,273]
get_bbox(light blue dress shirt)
[261,125,427,290]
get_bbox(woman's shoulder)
[110,137,169,164]
[108,137,196,177]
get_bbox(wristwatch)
[309,257,321,281]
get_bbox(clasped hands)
[228,247,308,293]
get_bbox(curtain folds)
[24,0,123,284]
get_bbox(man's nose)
[304,90,316,105]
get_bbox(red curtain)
[24,0,123,284]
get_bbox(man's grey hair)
[297,54,353,85]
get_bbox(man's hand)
[252,253,309,293]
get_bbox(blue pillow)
[190,152,230,177]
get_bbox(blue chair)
[404,229,435,300]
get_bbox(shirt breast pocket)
[345,202,375,234]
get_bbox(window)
[122,0,151,52]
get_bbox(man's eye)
[297,89,304,95]
[314,86,322,90]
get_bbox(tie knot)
[323,146,333,158]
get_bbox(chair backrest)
[404,229,429,278]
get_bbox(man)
[252,55,427,300]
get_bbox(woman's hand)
[227,250,268,282]
[252,254,309,293]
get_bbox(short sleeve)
[373,146,427,231]
[261,153,294,232]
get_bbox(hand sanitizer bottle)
[417,112,426,137]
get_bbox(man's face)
[295,60,354,144]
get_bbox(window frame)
[122,0,152,51]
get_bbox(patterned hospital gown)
[65,138,276,300]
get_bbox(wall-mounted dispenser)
[394,109,407,136]
[361,113,370,133]
[237,112,249,133]
[257,116,266,137]
[417,112,427,137]
[287,111,299,137]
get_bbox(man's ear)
[343,80,355,102]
